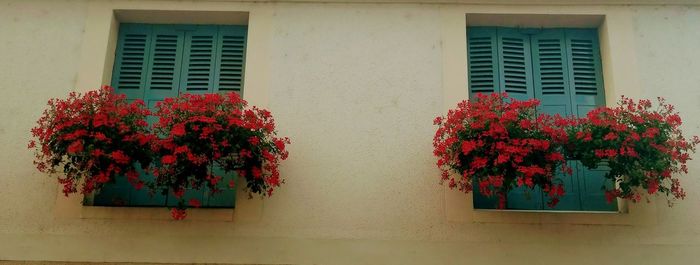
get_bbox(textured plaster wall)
[1,0,700,264]
[633,6,700,227]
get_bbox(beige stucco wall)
[1,0,700,264]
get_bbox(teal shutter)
[111,24,151,100]
[201,26,246,207]
[96,24,168,206]
[204,26,245,207]
[180,25,218,93]
[468,28,500,209]
[178,25,247,94]
[576,162,617,211]
[566,29,605,117]
[467,27,534,100]
[564,29,617,211]
[171,25,243,208]
[205,167,238,208]
[165,23,211,209]
[495,29,541,209]
[132,25,186,206]
[531,29,581,210]
[467,28,500,97]
[532,29,572,117]
[468,27,614,211]
[214,26,247,93]
[468,28,540,209]
[144,25,185,100]
[95,24,245,208]
[496,28,534,101]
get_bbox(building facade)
[1,0,700,264]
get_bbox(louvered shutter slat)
[467,28,499,97]
[111,24,151,100]
[532,29,572,116]
[145,26,185,101]
[566,29,605,115]
[214,26,247,93]
[180,26,218,93]
[497,29,534,101]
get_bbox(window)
[92,23,248,208]
[467,27,616,211]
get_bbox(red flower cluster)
[433,93,571,208]
[434,93,698,209]
[568,96,699,205]
[29,86,153,195]
[152,93,290,217]
[30,88,290,220]
[170,208,187,220]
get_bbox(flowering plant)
[567,96,699,205]
[433,93,570,208]
[30,88,291,220]
[152,93,290,215]
[29,86,154,196]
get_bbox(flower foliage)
[567,97,700,205]
[29,86,153,196]
[152,92,290,210]
[434,92,698,208]
[433,93,570,208]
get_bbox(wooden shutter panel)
[111,24,151,100]
[497,29,541,209]
[179,25,218,93]
[532,29,573,117]
[566,29,606,117]
[98,24,169,206]
[173,25,242,207]
[143,25,185,101]
[135,25,186,206]
[564,29,617,211]
[469,28,540,209]
[578,162,617,211]
[530,29,582,210]
[497,28,534,101]
[204,167,238,208]
[467,27,500,97]
[164,43,209,209]
[121,25,183,206]
[205,26,244,206]
[468,28,503,209]
[178,25,247,94]
[214,26,247,93]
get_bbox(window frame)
[440,10,657,225]
[90,22,248,209]
[466,26,617,212]
[55,2,270,221]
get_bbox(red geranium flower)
[433,93,571,209]
[150,92,291,219]
[29,86,152,195]
[161,155,176,165]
